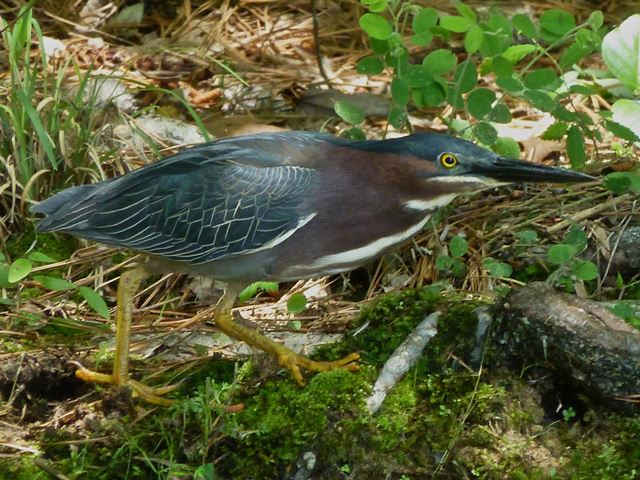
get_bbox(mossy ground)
[5,226,76,263]
[1,288,639,479]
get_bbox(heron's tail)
[30,184,99,232]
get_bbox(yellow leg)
[74,266,178,406]
[216,284,360,385]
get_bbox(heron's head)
[391,132,595,191]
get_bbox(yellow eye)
[439,152,458,169]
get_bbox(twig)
[34,458,72,480]
[311,0,332,88]
[546,193,631,234]
[367,312,439,414]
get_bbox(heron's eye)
[439,152,458,169]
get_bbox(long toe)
[303,352,360,373]
[72,362,178,406]
[128,379,178,406]
[73,362,116,385]
[276,350,360,385]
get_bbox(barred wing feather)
[33,138,317,265]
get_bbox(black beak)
[472,157,597,184]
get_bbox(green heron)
[31,131,594,404]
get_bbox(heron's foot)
[72,362,179,406]
[275,349,360,386]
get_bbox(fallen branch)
[367,312,439,414]
[497,282,640,410]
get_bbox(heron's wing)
[35,136,318,265]
[94,164,314,264]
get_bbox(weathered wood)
[496,282,640,410]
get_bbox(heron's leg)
[215,284,360,385]
[74,266,178,405]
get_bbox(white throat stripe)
[403,193,459,211]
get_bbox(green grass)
[0,7,107,243]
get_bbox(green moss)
[0,337,25,353]
[317,286,486,369]
[374,380,417,449]
[6,224,75,262]
[0,457,48,480]
[221,368,373,477]
[179,356,239,393]
[557,416,640,479]
[110,252,128,265]
[215,287,494,477]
